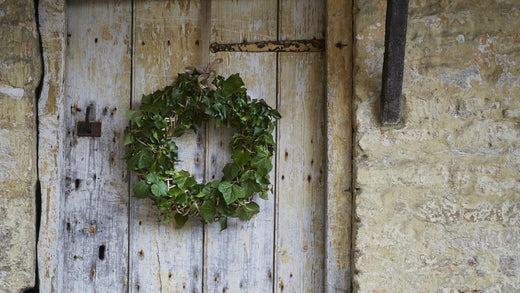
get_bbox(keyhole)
[98,245,106,260]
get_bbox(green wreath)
[123,61,281,230]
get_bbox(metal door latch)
[77,104,101,137]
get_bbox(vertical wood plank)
[129,1,204,292]
[37,0,66,292]
[63,1,131,291]
[325,1,353,292]
[275,0,326,292]
[204,2,278,292]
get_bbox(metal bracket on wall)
[381,0,409,125]
[77,104,102,137]
[210,39,325,53]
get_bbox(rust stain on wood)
[82,223,96,234]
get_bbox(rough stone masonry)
[0,0,41,291]
[353,0,520,291]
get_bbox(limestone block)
[0,0,41,291]
[353,0,520,292]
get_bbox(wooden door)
[38,0,351,292]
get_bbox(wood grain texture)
[37,1,352,292]
[37,1,66,292]
[204,3,277,292]
[62,1,132,291]
[275,0,327,292]
[129,1,204,292]
[325,0,353,292]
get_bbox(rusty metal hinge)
[210,39,325,53]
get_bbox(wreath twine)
[124,61,281,230]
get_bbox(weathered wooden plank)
[204,2,278,292]
[325,0,353,292]
[129,1,204,292]
[275,0,326,292]
[62,1,132,291]
[203,56,277,293]
[37,0,66,292]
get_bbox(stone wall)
[0,0,41,292]
[2,0,520,291]
[353,0,520,292]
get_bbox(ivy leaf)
[253,127,264,137]
[255,172,270,189]
[123,131,134,146]
[172,171,196,189]
[270,108,281,120]
[168,187,183,197]
[134,181,149,197]
[218,182,233,203]
[174,191,188,205]
[240,170,255,181]
[146,172,161,184]
[219,217,228,231]
[222,73,244,97]
[138,148,154,169]
[223,163,240,181]
[151,181,168,196]
[202,181,219,197]
[174,214,189,228]
[241,180,262,198]
[126,110,137,121]
[231,184,246,200]
[199,200,216,223]
[161,213,173,223]
[172,124,189,137]
[251,146,272,176]
[140,96,164,114]
[236,202,260,220]
[218,182,245,204]
[259,191,269,200]
[231,149,251,166]
[217,203,235,217]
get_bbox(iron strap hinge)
[210,39,326,53]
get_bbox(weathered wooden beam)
[381,0,409,125]
[325,0,353,291]
[210,39,325,53]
